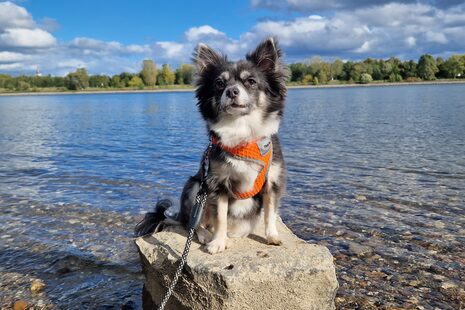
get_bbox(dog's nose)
[226,86,239,99]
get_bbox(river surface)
[1,85,464,309]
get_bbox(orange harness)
[212,136,273,199]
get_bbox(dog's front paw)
[206,238,228,254]
[266,235,282,246]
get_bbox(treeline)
[0,60,194,91]
[0,54,464,92]
[290,54,465,85]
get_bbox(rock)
[441,281,458,290]
[31,279,45,294]
[355,195,367,201]
[13,300,28,310]
[136,217,338,310]
[347,241,373,257]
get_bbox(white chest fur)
[226,156,261,193]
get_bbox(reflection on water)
[1,85,464,309]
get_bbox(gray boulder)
[135,218,338,310]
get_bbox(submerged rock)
[136,217,338,310]
[30,279,45,294]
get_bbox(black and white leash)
[157,140,213,310]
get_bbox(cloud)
[151,2,465,65]
[0,28,56,48]
[69,37,151,55]
[0,51,32,62]
[1,1,465,76]
[0,1,35,29]
[185,25,227,42]
[251,0,465,12]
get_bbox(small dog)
[136,38,288,254]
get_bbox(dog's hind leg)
[263,191,282,245]
[206,195,229,254]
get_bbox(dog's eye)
[247,78,257,86]
[216,80,225,89]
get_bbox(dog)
[135,37,288,254]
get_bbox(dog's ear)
[193,43,223,73]
[247,37,282,72]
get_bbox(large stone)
[135,218,338,310]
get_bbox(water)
[0,85,464,309]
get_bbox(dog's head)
[193,38,288,129]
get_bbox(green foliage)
[439,55,464,78]
[157,64,175,86]
[128,75,144,88]
[289,63,307,82]
[330,59,344,80]
[110,75,123,88]
[119,72,135,87]
[388,73,403,82]
[89,75,110,88]
[359,73,373,84]
[175,64,194,85]
[401,60,417,79]
[140,59,157,86]
[302,74,313,84]
[65,68,89,90]
[417,54,438,80]
[17,81,30,91]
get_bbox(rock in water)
[31,279,45,294]
[13,300,28,310]
[135,217,338,310]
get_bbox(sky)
[1,0,465,76]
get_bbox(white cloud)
[185,25,226,42]
[69,37,150,55]
[0,1,35,29]
[0,62,24,70]
[252,0,465,12]
[405,36,416,47]
[0,28,56,48]
[0,51,32,62]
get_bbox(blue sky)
[1,0,465,75]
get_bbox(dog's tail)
[134,199,172,237]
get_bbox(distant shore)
[1,79,464,97]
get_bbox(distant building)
[35,66,42,77]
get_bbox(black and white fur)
[136,38,288,254]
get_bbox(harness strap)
[212,136,273,199]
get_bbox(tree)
[119,72,135,87]
[17,81,30,91]
[65,68,89,90]
[179,64,194,84]
[401,60,417,79]
[308,57,330,83]
[289,63,307,82]
[89,75,110,88]
[110,75,123,88]
[128,75,144,88]
[330,59,344,80]
[360,73,373,84]
[417,54,438,80]
[440,55,464,78]
[388,73,403,82]
[157,64,175,85]
[140,59,157,86]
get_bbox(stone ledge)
[135,218,338,310]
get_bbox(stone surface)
[135,217,338,310]
[30,279,45,294]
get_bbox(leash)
[157,139,212,310]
